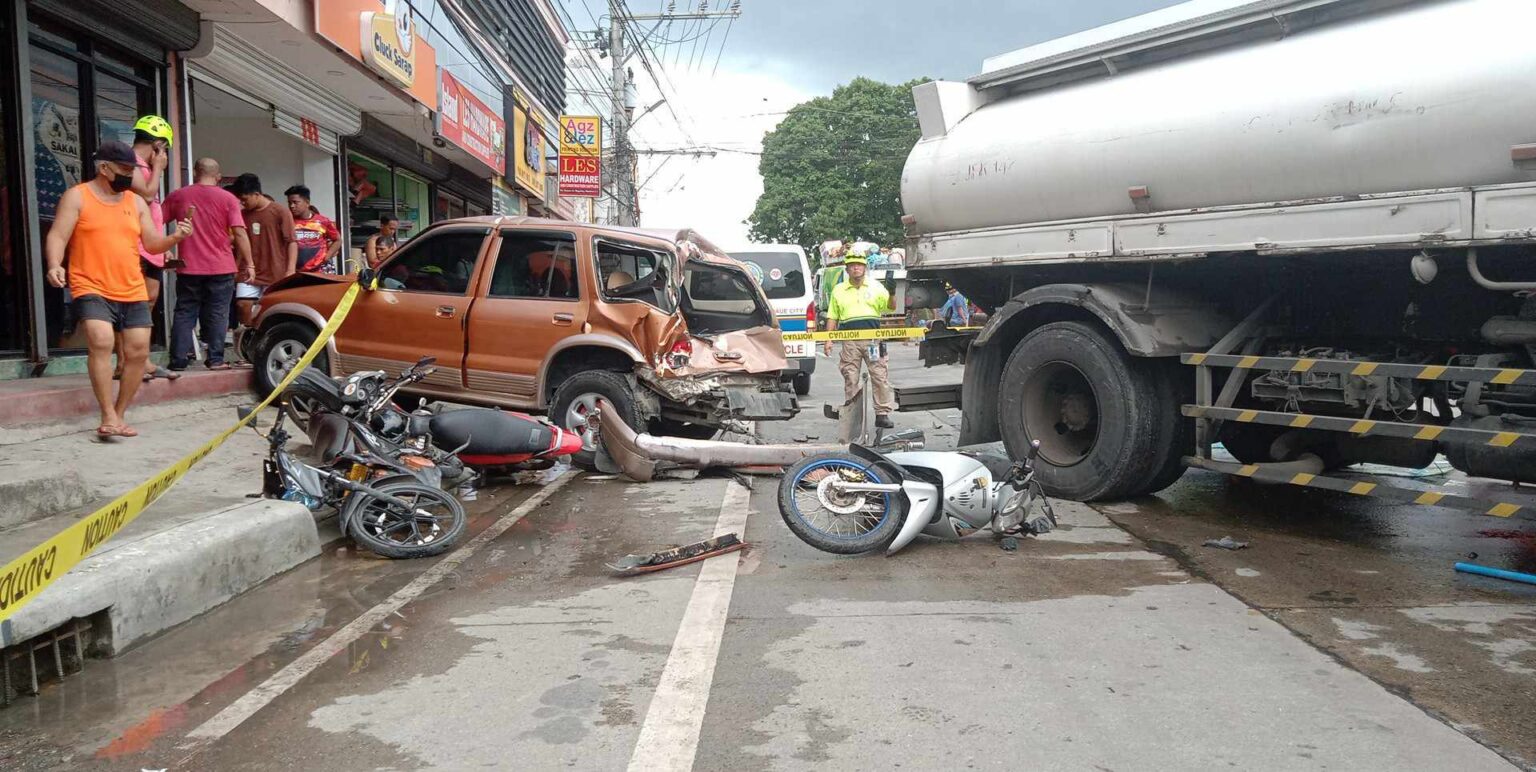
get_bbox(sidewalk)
[0,396,318,654]
[0,367,253,439]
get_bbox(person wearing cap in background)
[939,282,971,328]
[823,245,896,428]
[119,115,180,382]
[44,141,193,438]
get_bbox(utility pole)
[602,1,741,226]
[608,0,632,225]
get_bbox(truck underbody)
[909,186,1536,508]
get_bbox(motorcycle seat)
[429,409,556,456]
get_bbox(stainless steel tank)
[901,0,1536,235]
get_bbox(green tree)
[747,77,925,262]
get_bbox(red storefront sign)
[558,155,601,198]
[437,70,506,174]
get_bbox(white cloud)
[628,66,810,247]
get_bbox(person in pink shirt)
[162,158,253,371]
[123,115,179,381]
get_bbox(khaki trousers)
[838,341,895,415]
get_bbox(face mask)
[109,173,134,192]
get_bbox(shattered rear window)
[681,262,773,334]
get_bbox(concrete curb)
[0,369,252,428]
[0,498,319,654]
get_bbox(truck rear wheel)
[1130,359,1194,496]
[997,321,1160,501]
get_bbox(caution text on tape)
[0,282,364,624]
[780,327,930,343]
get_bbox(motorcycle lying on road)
[283,356,585,482]
[239,404,468,559]
[778,440,1057,556]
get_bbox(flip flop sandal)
[206,362,232,371]
[96,425,120,438]
[151,366,181,381]
[114,425,139,437]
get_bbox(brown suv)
[249,217,797,466]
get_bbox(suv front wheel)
[551,370,643,471]
[254,321,327,397]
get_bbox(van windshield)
[730,250,807,300]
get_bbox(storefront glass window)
[396,171,429,238]
[0,12,23,356]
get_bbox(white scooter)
[777,440,1057,555]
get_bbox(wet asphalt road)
[1,345,1533,770]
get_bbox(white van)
[726,244,816,395]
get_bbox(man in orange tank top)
[43,141,193,438]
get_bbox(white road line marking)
[178,471,577,748]
[627,482,751,772]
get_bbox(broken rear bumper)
[638,370,798,422]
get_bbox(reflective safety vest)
[828,279,890,324]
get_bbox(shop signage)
[316,0,438,110]
[511,93,548,201]
[438,70,506,174]
[360,9,416,89]
[492,178,523,217]
[557,115,602,199]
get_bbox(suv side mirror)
[357,267,376,289]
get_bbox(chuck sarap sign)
[316,0,438,110]
[438,70,505,174]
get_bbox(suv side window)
[488,232,580,300]
[376,228,489,295]
[594,239,674,312]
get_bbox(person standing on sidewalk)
[364,214,399,270]
[118,115,181,382]
[230,174,295,352]
[163,158,253,371]
[285,185,342,274]
[43,141,193,438]
[822,250,896,428]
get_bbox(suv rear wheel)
[552,370,643,471]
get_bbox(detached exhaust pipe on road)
[592,399,850,482]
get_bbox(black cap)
[92,140,137,166]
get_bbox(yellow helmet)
[843,253,868,266]
[133,115,174,146]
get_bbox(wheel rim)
[563,392,605,451]
[788,459,892,540]
[1021,361,1100,467]
[358,489,454,547]
[266,339,307,387]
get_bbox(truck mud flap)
[895,383,962,412]
[918,325,976,367]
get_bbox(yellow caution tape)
[0,282,364,623]
[781,326,931,343]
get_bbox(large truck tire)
[1130,359,1194,496]
[997,321,1161,501]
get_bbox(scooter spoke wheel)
[777,453,907,555]
[346,481,467,559]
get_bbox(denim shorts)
[73,294,152,331]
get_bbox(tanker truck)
[899,0,1536,510]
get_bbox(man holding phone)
[163,157,252,371]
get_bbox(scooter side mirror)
[236,405,256,422]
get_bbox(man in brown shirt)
[230,174,296,359]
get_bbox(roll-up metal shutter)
[184,22,362,139]
[350,115,451,183]
[273,110,340,155]
[441,164,491,208]
[31,0,199,59]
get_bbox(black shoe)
[875,414,895,429]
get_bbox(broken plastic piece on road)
[1203,536,1250,550]
[999,536,1019,552]
[608,533,746,576]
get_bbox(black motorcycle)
[240,403,468,559]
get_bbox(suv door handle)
[436,305,456,318]
[552,313,574,324]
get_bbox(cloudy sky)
[564,0,1185,244]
